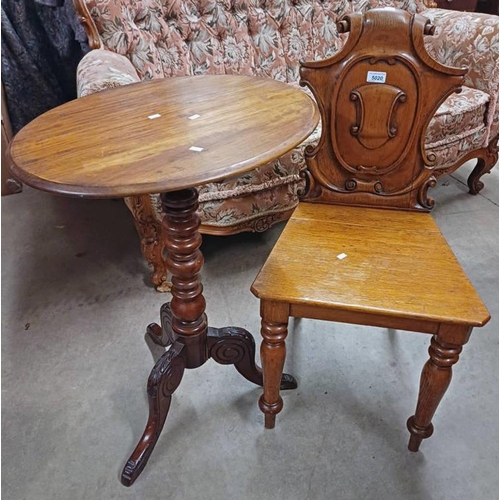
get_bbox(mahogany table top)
[9,75,319,198]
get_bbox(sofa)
[73,0,498,290]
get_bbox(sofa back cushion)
[84,0,425,82]
[84,0,354,81]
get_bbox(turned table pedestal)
[9,75,319,486]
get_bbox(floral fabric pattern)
[77,48,140,96]
[83,0,354,82]
[77,0,499,231]
[422,9,499,145]
[429,126,488,172]
[427,86,489,146]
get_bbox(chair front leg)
[259,300,290,429]
[407,325,472,451]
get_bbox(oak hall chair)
[251,8,491,452]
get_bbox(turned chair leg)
[259,301,290,429]
[124,195,171,291]
[407,329,471,451]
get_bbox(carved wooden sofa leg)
[468,136,499,195]
[124,195,171,292]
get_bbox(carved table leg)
[208,326,297,390]
[407,327,471,452]
[258,301,290,429]
[123,190,298,486]
[467,136,499,195]
[123,189,207,486]
[121,342,185,486]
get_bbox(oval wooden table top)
[9,75,320,198]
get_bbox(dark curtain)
[1,0,89,134]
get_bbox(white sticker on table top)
[148,113,161,119]
[188,114,201,120]
[189,146,204,152]
[337,253,347,260]
[366,71,386,83]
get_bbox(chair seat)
[251,203,490,329]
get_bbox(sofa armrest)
[422,9,499,141]
[76,49,140,98]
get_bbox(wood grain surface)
[9,75,319,198]
[251,203,490,327]
[299,8,466,211]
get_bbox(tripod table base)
[121,304,297,487]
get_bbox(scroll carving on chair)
[252,8,490,454]
[300,10,466,211]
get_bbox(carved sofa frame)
[73,0,498,290]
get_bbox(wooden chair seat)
[252,203,489,332]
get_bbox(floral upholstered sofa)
[74,0,498,290]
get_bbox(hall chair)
[251,8,491,452]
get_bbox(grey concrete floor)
[2,162,498,500]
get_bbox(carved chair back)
[300,8,467,211]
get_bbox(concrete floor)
[2,162,498,500]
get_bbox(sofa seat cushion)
[427,126,488,172]
[198,180,301,231]
[427,86,489,147]
[426,86,490,170]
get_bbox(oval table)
[9,75,319,486]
